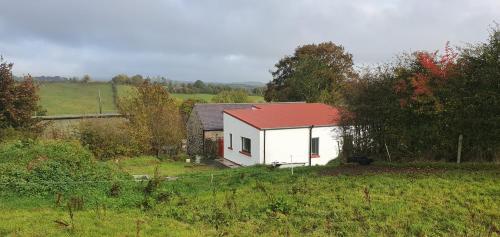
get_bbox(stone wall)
[186,110,204,156]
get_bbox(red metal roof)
[224,103,341,129]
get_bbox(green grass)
[0,162,498,236]
[39,82,116,115]
[108,156,218,176]
[117,84,264,102]
[38,82,265,115]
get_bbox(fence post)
[98,89,102,114]
[457,134,463,164]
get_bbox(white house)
[222,103,343,166]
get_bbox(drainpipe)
[308,125,314,166]
[263,130,266,165]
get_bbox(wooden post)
[385,143,392,162]
[98,89,102,114]
[457,134,463,164]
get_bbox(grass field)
[39,82,264,115]
[39,82,116,115]
[116,84,264,102]
[107,156,219,176]
[0,162,498,236]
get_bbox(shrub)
[77,119,142,160]
[0,140,130,196]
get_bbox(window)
[241,137,251,155]
[228,134,233,149]
[311,137,319,157]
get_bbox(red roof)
[224,103,341,129]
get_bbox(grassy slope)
[39,83,265,115]
[39,82,116,115]
[0,163,498,236]
[116,84,264,102]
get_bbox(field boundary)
[35,113,124,121]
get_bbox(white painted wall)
[223,113,262,166]
[224,113,342,166]
[264,126,341,166]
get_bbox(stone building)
[186,103,254,157]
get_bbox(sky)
[0,0,498,83]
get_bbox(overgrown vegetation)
[211,90,250,103]
[118,81,184,157]
[0,140,130,196]
[77,119,142,160]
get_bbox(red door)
[217,138,224,157]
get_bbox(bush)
[77,119,142,160]
[0,140,130,196]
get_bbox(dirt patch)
[319,164,443,176]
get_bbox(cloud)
[0,0,498,82]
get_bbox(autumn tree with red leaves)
[394,42,458,113]
[0,58,42,133]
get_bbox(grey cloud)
[0,0,498,82]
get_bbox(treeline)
[112,74,264,95]
[29,73,265,95]
[265,27,499,162]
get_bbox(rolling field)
[39,82,115,115]
[39,82,264,115]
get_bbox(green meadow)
[38,82,264,115]
[39,82,116,115]
[0,159,498,236]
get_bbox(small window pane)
[311,138,319,155]
[241,137,251,154]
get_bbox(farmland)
[0,157,498,236]
[39,82,116,115]
[38,82,264,115]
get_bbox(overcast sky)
[0,0,498,82]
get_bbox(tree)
[112,74,129,84]
[193,80,206,90]
[265,42,357,105]
[211,90,250,103]
[118,81,184,157]
[0,58,42,132]
[81,74,92,83]
[130,74,145,85]
[342,27,499,161]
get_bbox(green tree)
[0,58,42,132]
[118,81,184,157]
[111,74,129,84]
[81,74,92,83]
[265,42,357,105]
[130,74,145,85]
[193,80,206,90]
[211,90,249,103]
